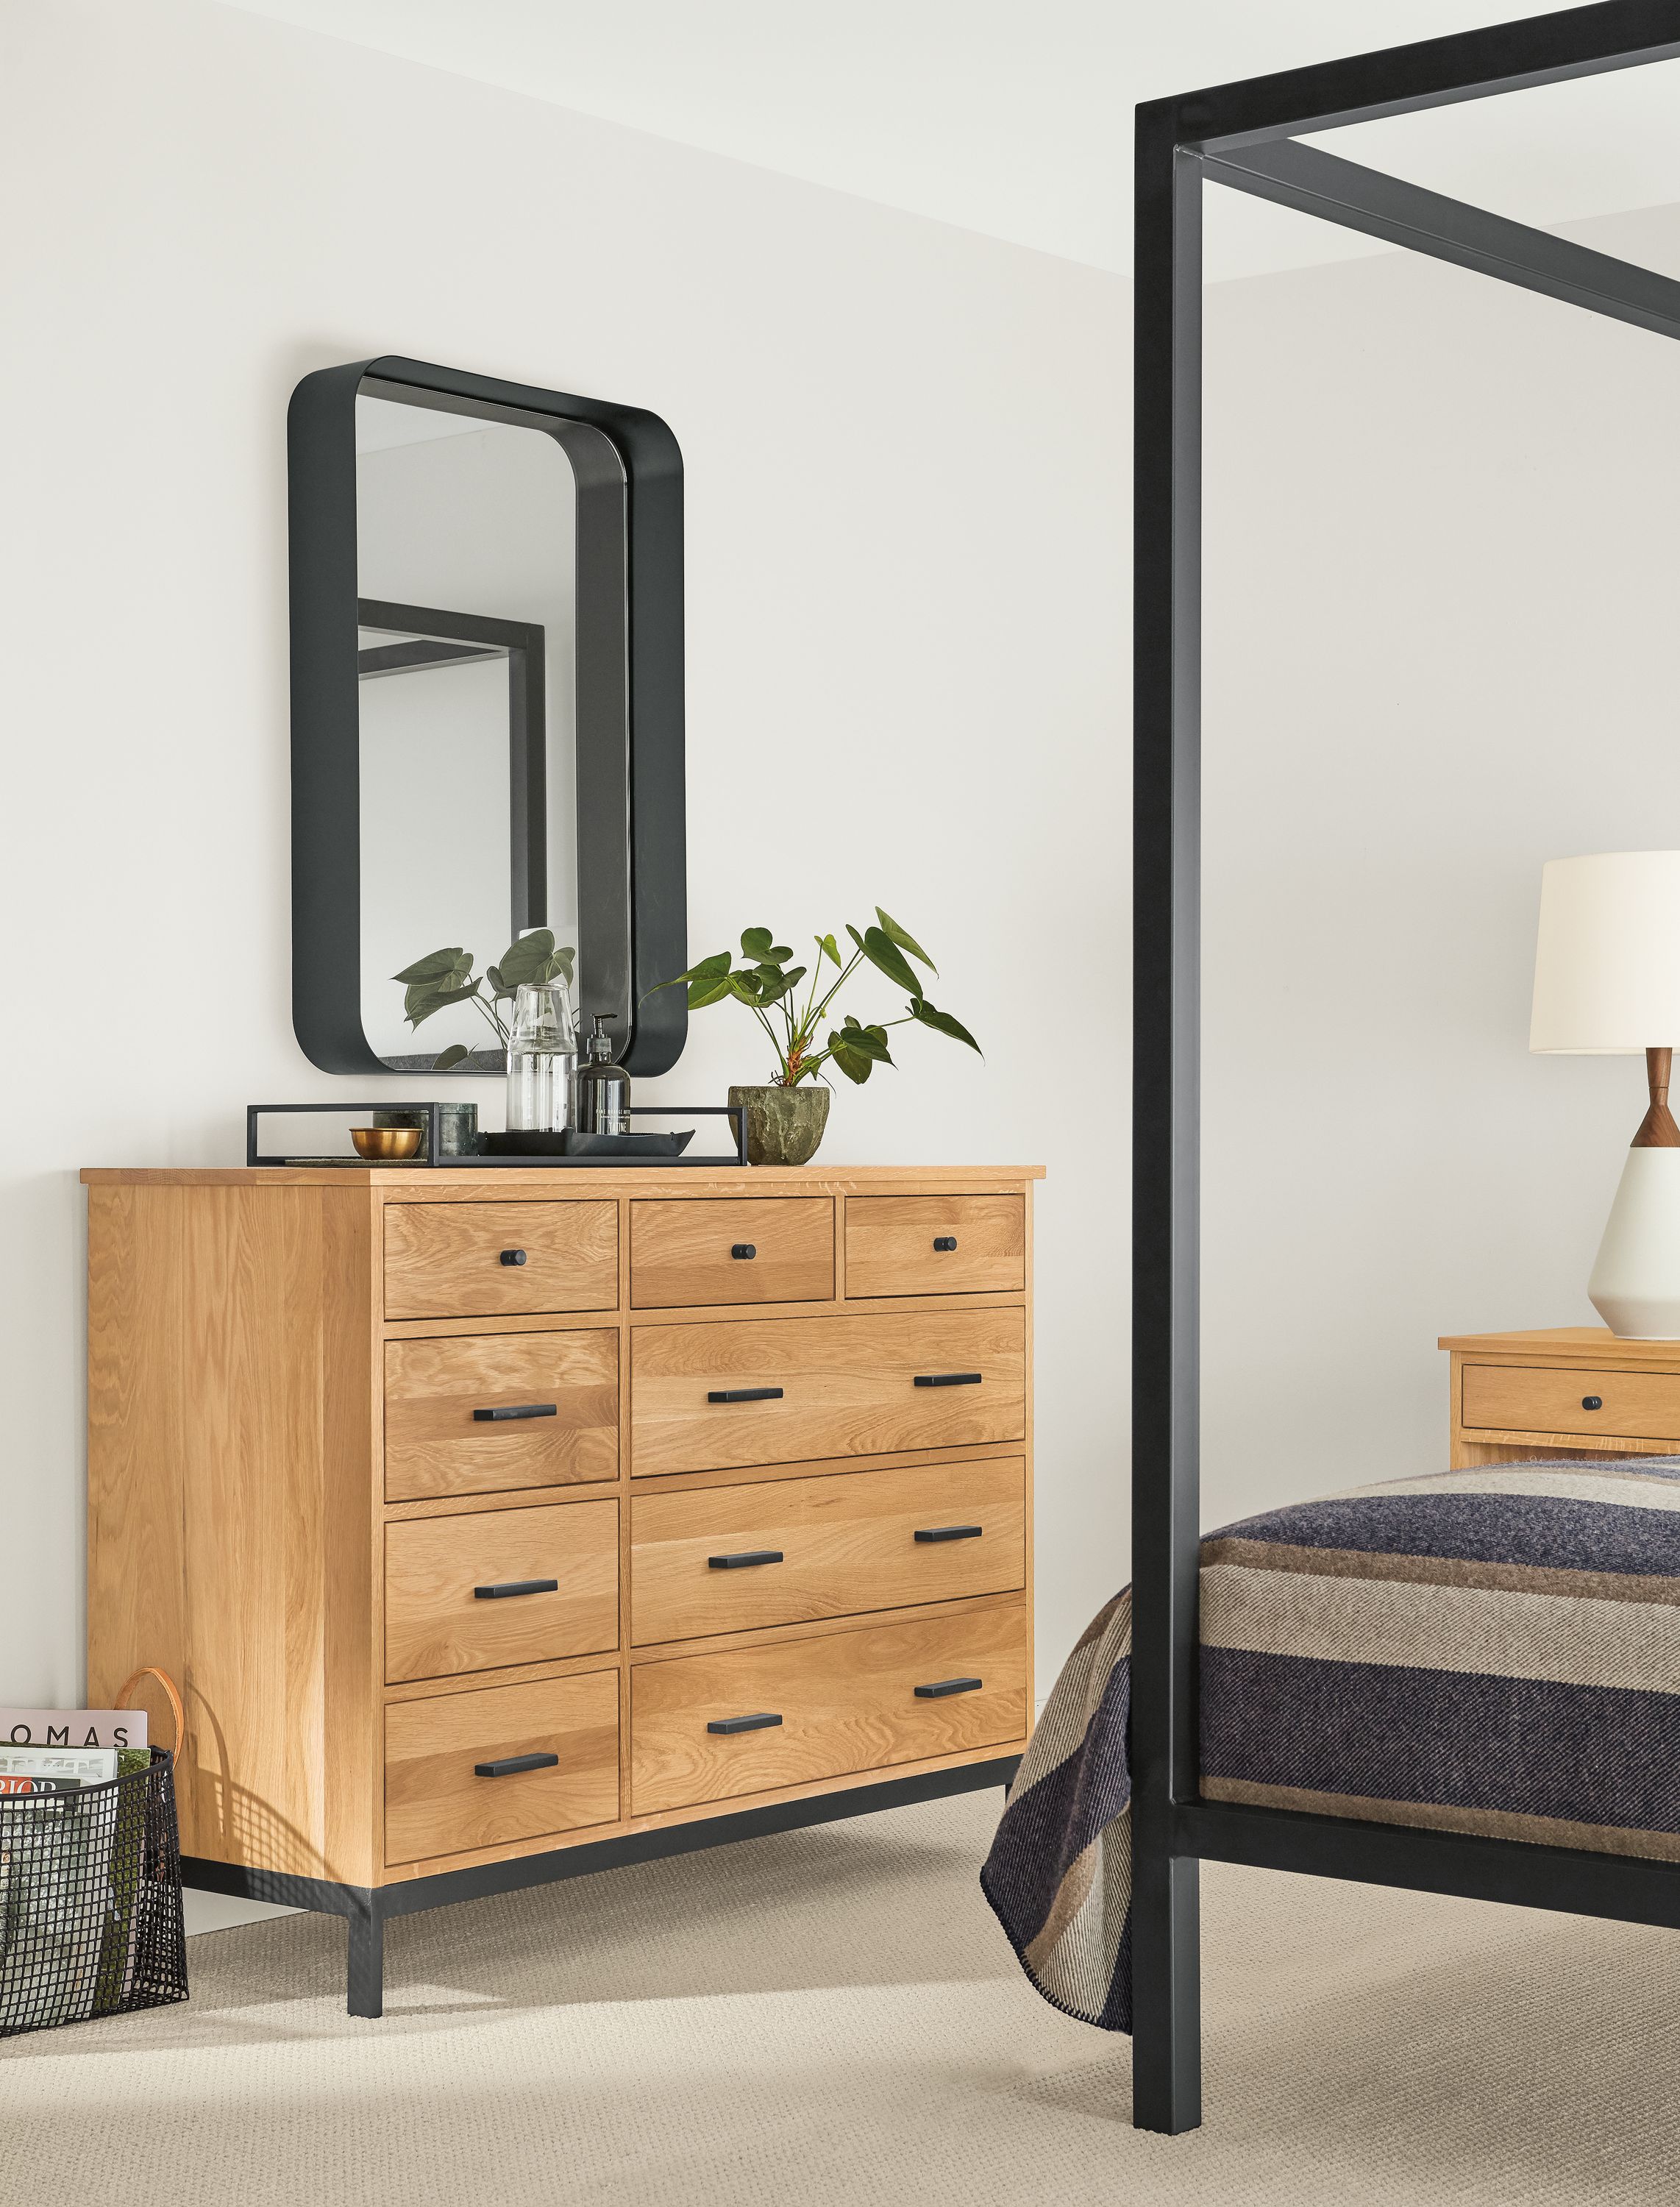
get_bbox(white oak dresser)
[83,1162,1039,2012]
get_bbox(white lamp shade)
[1531,850,1680,1054]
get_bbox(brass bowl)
[350,1126,422,1161]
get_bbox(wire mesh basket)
[0,1668,188,2038]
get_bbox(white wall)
[0,0,1127,1708]
[1200,197,1680,1532]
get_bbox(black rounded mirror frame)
[287,353,687,1078]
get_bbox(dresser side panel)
[90,1184,379,1884]
[87,1186,190,1795]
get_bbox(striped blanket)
[981,1456,1680,2032]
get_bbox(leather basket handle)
[116,1666,185,1761]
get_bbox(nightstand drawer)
[630,1457,1026,1644]
[384,1500,619,1683]
[383,1201,618,1320]
[630,1307,1025,1476]
[383,1330,619,1501]
[1462,1362,1680,1441]
[385,1671,619,1866]
[630,1605,1028,1814]
[844,1195,1025,1298]
[630,1197,833,1308]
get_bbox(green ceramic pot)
[727,1084,831,1168]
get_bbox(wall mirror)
[288,355,687,1077]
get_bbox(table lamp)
[1532,850,1680,1338]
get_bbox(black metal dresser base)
[183,1753,1019,2017]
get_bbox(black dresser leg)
[346,1895,385,2019]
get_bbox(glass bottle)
[506,981,577,1133]
[572,1013,630,1135]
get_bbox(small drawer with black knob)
[629,1604,1028,1813]
[843,1195,1025,1298]
[630,1457,1027,1643]
[1460,1362,1680,1443]
[384,1668,619,1866]
[383,1330,619,1501]
[629,1307,1025,1476]
[630,1197,834,1309]
[383,1200,618,1320]
[384,1498,618,1683]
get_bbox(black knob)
[500,1248,527,1267]
[933,1236,958,1253]
[731,1243,757,1260]
[1582,1395,1603,1410]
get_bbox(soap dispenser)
[572,1014,630,1136]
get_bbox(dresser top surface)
[1438,1325,1679,1362]
[82,1163,1044,1191]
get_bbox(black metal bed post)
[1131,98,1206,2138]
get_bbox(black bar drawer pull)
[472,1403,558,1423]
[914,1676,983,1699]
[933,1235,958,1252]
[1583,1395,1604,1410]
[731,1243,757,1259]
[474,1751,559,1777]
[914,1372,983,1388]
[707,1712,783,1735]
[474,1578,560,1599]
[499,1248,527,1267]
[708,1387,785,1404]
[914,1524,983,1543]
[708,1549,785,1570]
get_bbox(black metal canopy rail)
[1133,0,1680,2139]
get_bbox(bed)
[983,1454,1680,2032]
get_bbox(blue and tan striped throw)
[981,1456,1680,2031]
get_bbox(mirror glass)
[354,390,588,1070]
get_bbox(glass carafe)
[506,980,577,1133]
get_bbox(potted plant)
[653,910,979,1165]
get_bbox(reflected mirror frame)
[287,352,687,1078]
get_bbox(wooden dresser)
[1442,1325,1680,1466]
[83,1162,1039,2012]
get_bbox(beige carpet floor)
[4,1786,1678,2205]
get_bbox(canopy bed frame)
[1133,0,1680,2136]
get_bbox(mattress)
[980,1456,1680,2031]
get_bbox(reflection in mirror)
[355,393,580,1070]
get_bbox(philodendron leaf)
[432,1043,470,1070]
[485,964,508,996]
[858,925,922,998]
[875,909,936,973]
[828,1034,875,1084]
[393,948,468,984]
[756,964,807,1006]
[496,929,557,987]
[549,945,576,985]
[839,1016,893,1063]
[687,973,735,1009]
[816,933,842,969]
[405,979,480,1028]
[728,970,766,1004]
[740,926,775,961]
[910,998,981,1053]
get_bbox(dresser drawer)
[384,1330,619,1502]
[385,1670,619,1866]
[630,1307,1025,1477]
[631,1457,1025,1645]
[1462,1361,1680,1442]
[383,1201,618,1320]
[631,1197,833,1309]
[844,1195,1025,1298]
[384,1499,618,1684]
[630,1605,1027,1813]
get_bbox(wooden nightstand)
[1439,1327,1680,1468]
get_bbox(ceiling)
[219,0,1680,282]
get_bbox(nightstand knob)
[1582,1395,1604,1410]
[500,1248,527,1267]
